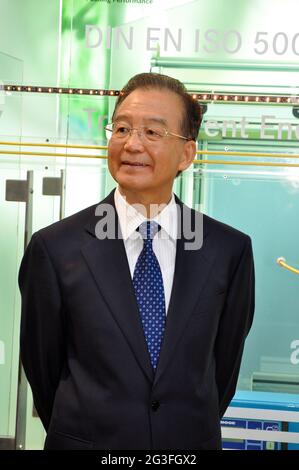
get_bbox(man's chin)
[115,172,153,191]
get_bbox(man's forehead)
[114,88,183,122]
[114,113,168,126]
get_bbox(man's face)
[107,88,196,199]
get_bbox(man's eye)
[114,126,130,135]
[145,127,163,138]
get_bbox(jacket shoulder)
[203,212,251,243]
[176,194,251,248]
[200,212,252,265]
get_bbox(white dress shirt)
[114,186,177,315]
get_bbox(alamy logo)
[95,202,203,250]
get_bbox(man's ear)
[178,140,197,171]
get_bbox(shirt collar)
[114,186,177,241]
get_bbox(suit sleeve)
[18,232,66,430]
[215,235,255,418]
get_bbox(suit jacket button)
[151,400,160,411]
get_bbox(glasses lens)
[143,126,165,141]
[105,124,166,142]
[109,123,132,140]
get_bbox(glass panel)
[0,51,23,441]
[180,154,299,394]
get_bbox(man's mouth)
[122,161,149,167]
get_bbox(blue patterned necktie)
[133,221,166,370]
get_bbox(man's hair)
[112,72,203,142]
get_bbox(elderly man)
[19,72,255,450]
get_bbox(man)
[19,73,255,450]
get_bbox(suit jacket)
[18,188,255,450]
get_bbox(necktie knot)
[138,220,160,241]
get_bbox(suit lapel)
[81,189,215,387]
[153,197,214,387]
[81,189,154,383]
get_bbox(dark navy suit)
[19,188,255,450]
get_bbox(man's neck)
[117,186,172,218]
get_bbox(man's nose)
[124,129,144,149]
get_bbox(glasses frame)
[105,123,192,142]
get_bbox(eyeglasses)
[105,122,191,143]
